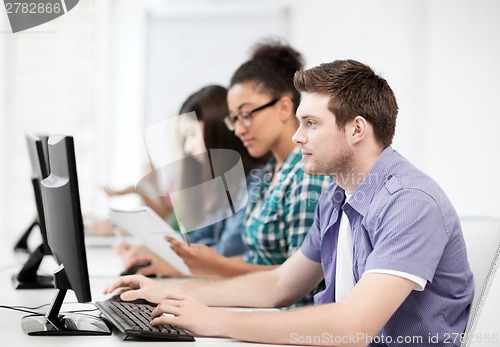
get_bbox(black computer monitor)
[12,135,54,289]
[13,135,51,253]
[22,135,110,336]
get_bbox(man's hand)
[115,243,183,277]
[151,293,227,337]
[168,237,228,277]
[103,274,175,304]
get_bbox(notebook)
[109,206,191,276]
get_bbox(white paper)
[109,206,191,275]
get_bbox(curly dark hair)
[230,39,304,112]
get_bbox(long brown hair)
[179,85,266,175]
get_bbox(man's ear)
[350,116,368,144]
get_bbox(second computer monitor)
[12,135,53,289]
[22,135,110,335]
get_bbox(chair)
[460,216,500,347]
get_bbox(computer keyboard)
[95,300,195,341]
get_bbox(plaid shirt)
[243,147,332,306]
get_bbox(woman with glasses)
[167,40,332,306]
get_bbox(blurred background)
[1,0,499,241]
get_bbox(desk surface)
[4,235,500,347]
[0,239,292,347]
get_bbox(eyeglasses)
[224,98,279,131]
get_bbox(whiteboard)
[144,3,289,127]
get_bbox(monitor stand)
[12,244,54,289]
[13,219,38,253]
[22,272,111,336]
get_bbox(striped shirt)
[301,146,473,346]
[243,146,332,305]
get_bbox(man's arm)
[104,249,324,308]
[184,250,324,307]
[151,273,415,346]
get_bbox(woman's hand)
[115,243,184,278]
[168,238,228,277]
[87,218,114,236]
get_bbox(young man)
[104,60,473,347]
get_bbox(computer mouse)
[120,262,152,276]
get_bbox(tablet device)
[109,206,191,276]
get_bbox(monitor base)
[22,313,111,336]
[12,273,54,289]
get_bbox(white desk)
[5,237,499,347]
[0,240,293,347]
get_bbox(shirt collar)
[347,146,396,217]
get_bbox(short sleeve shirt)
[301,146,473,346]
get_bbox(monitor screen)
[12,135,53,289]
[42,135,90,301]
[22,135,110,336]
[27,134,50,179]
[26,134,51,251]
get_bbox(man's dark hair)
[294,59,398,148]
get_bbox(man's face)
[292,93,353,176]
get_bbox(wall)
[288,0,500,217]
[290,0,428,165]
[144,2,289,126]
[424,0,500,218]
[0,0,99,241]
